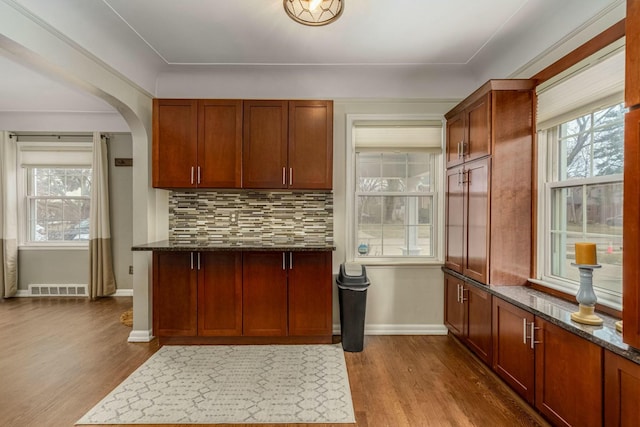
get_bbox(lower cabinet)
[534,317,603,427]
[153,251,198,336]
[446,277,637,427]
[242,251,333,337]
[153,251,242,338]
[443,272,492,365]
[492,297,535,404]
[153,250,332,343]
[604,349,640,427]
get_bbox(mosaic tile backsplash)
[169,191,333,244]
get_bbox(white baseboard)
[332,323,448,335]
[113,289,133,297]
[128,329,154,343]
[14,290,29,297]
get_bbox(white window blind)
[19,143,92,167]
[537,47,624,130]
[353,121,443,151]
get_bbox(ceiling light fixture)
[284,0,344,26]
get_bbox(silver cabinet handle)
[197,252,201,270]
[282,167,286,185]
[289,252,293,269]
[190,166,194,185]
[282,252,286,270]
[190,252,194,270]
[289,168,293,186]
[530,322,541,349]
[461,287,468,302]
[456,284,460,303]
[523,318,527,344]
[197,166,201,185]
[461,141,466,158]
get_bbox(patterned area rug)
[77,344,355,424]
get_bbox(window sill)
[348,258,444,267]
[19,244,89,251]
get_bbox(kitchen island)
[133,240,335,345]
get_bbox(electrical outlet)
[230,211,238,224]
[129,265,133,275]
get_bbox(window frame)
[345,114,445,265]
[534,102,624,310]
[17,141,93,249]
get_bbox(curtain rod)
[15,134,93,138]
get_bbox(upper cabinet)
[243,100,333,190]
[242,100,289,189]
[153,99,242,189]
[626,0,640,108]
[445,93,491,168]
[288,101,333,190]
[153,99,333,190]
[444,80,535,285]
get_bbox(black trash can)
[337,263,370,352]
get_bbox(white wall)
[108,133,133,290]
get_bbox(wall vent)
[28,284,88,297]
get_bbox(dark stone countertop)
[443,268,640,365]
[132,239,336,252]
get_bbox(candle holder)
[570,263,603,326]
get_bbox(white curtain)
[89,132,116,299]
[0,132,18,298]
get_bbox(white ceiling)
[0,0,626,119]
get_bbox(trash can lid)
[344,262,364,277]
[337,263,370,289]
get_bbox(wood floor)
[0,297,549,427]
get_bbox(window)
[17,139,93,246]
[535,43,625,309]
[355,152,436,257]
[539,103,624,307]
[26,167,91,242]
[347,116,443,262]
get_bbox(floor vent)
[28,284,88,297]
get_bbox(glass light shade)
[283,0,344,26]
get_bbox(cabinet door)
[242,100,288,189]
[463,158,490,284]
[492,298,534,404]
[464,284,492,365]
[153,251,197,336]
[444,273,464,336]
[604,349,640,427]
[623,108,640,349]
[288,251,332,336]
[627,0,640,107]
[465,93,491,162]
[288,101,333,190]
[446,110,465,167]
[152,99,198,188]
[198,100,242,188]
[198,252,242,336]
[242,252,288,336]
[535,318,603,427]
[445,166,464,273]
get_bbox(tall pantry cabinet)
[444,80,535,287]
